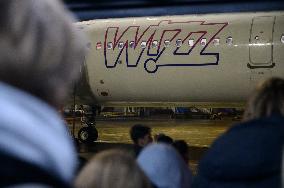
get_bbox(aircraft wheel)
[78,127,98,144]
[210,114,218,120]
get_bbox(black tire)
[78,126,98,144]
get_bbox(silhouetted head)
[0,0,86,108]
[155,133,173,145]
[130,124,153,146]
[173,140,189,164]
[75,149,151,188]
[243,77,284,121]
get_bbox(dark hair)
[173,140,189,163]
[173,140,189,154]
[243,77,284,121]
[156,134,173,145]
[130,124,151,144]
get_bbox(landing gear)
[210,113,222,120]
[78,126,98,144]
[78,105,99,144]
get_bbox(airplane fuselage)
[75,11,284,107]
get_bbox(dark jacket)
[133,144,143,158]
[192,116,284,188]
[0,152,71,187]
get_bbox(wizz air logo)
[104,20,228,73]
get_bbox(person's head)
[173,140,189,164]
[137,144,192,188]
[130,124,153,147]
[243,77,284,121]
[0,0,86,108]
[155,133,173,145]
[75,149,152,188]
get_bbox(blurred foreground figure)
[75,149,152,188]
[192,77,284,188]
[137,144,192,188]
[243,77,284,121]
[282,150,284,188]
[0,0,86,187]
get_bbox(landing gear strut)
[78,106,98,144]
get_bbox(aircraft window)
[226,36,233,45]
[164,40,170,47]
[118,42,124,49]
[201,38,207,46]
[176,39,182,47]
[281,35,284,43]
[152,40,158,48]
[129,41,135,48]
[141,41,147,49]
[107,42,113,49]
[96,42,102,50]
[213,38,220,46]
[188,39,194,47]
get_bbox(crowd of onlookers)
[0,0,283,187]
[76,77,284,188]
[76,124,192,188]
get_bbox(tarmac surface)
[68,118,238,173]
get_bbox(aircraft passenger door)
[248,16,275,68]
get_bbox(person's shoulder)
[215,116,284,147]
[227,115,284,134]
[197,116,284,181]
[200,116,284,165]
[200,115,284,165]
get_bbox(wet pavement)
[68,118,238,173]
[94,119,233,147]
[69,118,235,147]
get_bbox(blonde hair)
[75,149,152,188]
[243,77,284,121]
[0,0,86,107]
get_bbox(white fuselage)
[75,11,284,107]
